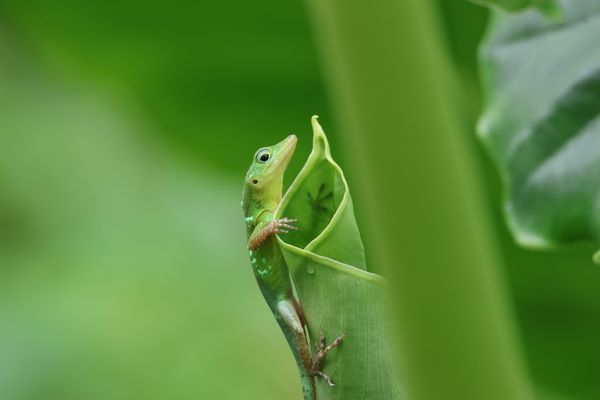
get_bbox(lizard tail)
[276,298,316,400]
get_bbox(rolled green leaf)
[478,0,600,261]
[276,117,403,399]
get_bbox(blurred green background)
[0,1,599,399]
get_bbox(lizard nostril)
[252,179,258,184]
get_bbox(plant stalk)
[305,0,535,399]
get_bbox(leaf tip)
[310,115,331,156]
[311,115,323,138]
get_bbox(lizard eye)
[255,148,271,163]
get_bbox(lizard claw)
[271,217,298,234]
[312,333,344,386]
[315,370,335,387]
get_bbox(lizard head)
[244,134,297,207]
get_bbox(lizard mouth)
[273,134,297,172]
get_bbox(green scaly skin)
[242,135,342,400]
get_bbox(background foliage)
[0,1,599,399]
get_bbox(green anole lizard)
[242,134,343,400]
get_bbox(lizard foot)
[312,333,344,386]
[270,217,298,234]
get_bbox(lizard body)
[242,134,342,400]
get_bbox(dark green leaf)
[478,0,600,260]
[473,0,562,17]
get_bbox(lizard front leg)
[247,217,297,251]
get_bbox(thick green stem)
[305,0,534,399]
